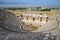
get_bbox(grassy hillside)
[6,9,60,18]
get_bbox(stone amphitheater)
[0,9,60,40]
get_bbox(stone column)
[46,17,49,22]
[40,17,42,21]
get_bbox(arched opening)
[33,17,35,21]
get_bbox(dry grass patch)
[23,24,39,31]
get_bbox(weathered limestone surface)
[0,9,22,32]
